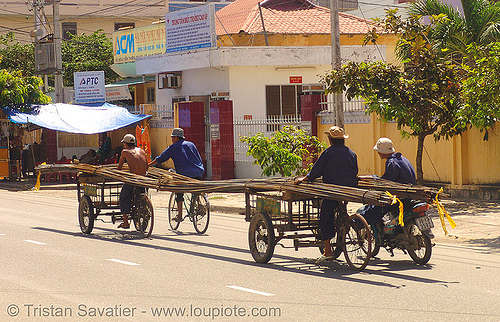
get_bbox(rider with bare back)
[117,134,148,229]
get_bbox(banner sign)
[165,4,215,53]
[113,23,166,64]
[74,71,105,104]
[105,85,132,101]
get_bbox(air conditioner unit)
[167,75,181,88]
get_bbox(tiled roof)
[215,0,380,35]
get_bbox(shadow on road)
[33,226,454,289]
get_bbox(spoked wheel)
[248,212,275,263]
[343,214,372,271]
[78,195,95,234]
[167,192,181,230]
[406,221,432,265]
[133,194,154,238]
[192,193,210,234]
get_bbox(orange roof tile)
[215,0,380,36]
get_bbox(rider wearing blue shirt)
[296,126,358,263]
[362,137,416,226]
[149,128,204,221]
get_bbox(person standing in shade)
[296,126,358,263]
[148,128,204,221]
[117,134,149,229]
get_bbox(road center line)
[226,285,274,296]
[107,259,140,266]
[23,239,47,245]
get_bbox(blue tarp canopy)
[3,102,151,134]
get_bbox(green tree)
[0,32,35,76]
[0,30,120,87]
[409,0,500,61]
[325,10,465,184]
[239,125,326,177]
[0,69,51,112]
[62,30,120,87]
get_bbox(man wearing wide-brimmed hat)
[296,126,358,263]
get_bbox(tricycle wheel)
[133,194,154,238]
[78,195,94,234]
[343,214,372,271]
[192,193,210,234]
[248,212,275,263]
[167,192,180,230]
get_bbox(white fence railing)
[234,115,302,162]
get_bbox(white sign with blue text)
[165,4,215,53]
[74,71,106,104]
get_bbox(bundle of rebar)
[36,163,395,206]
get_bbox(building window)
[265,85,303,116]
[62,22,77,40]
[146,87,155,104]
[114,22,135,31]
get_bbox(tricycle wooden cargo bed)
[77,174,154,237]
[245,189,373,271]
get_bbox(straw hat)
[324,126,349,139]
[373,137,395,154]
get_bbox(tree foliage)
[409,0,500,61]
[62,30,120,87]
[0,30,120,87]
[0,69,51,112]
[325,10,466,184]
[0,32,35,76]
[239,125,326,177]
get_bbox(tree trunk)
[415,134,426,185]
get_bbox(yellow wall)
[318,117,500,185]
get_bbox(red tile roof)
[215,0,380,35]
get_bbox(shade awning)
[105,76,155,88]
[3,102,151,134]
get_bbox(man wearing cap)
[361,137,416,227]
[117,134,149,229]
[296,126,358,263]
[148,128,204,221]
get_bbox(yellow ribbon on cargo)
[433,188,456,235]
[385,191,404,226]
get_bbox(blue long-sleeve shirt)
[307,144,358,187]
[382,152,416,185]
[154,139,204,178]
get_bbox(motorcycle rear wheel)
[407,223,432,265]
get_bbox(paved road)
[0,190,499,321]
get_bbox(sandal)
[315,255,334,264]
[118,223,130,229]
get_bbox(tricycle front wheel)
[78,195,94,234]
[248,212,275,263]
[343,214,372,271]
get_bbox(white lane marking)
[226,285,274,296]
[0,234,6,236]
[107,259,140,266]
[23,239,47,245]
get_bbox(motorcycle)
[357,200,434,264]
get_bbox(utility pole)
[330,0,344,127]
[53,0,64,103]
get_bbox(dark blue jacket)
[154,139,204,178]
[307,144,358,187]
[382,152,416,185]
